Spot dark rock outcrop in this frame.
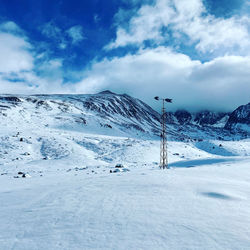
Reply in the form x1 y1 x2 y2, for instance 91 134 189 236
194 111 228 126
174 110 192 125
225 103 250 131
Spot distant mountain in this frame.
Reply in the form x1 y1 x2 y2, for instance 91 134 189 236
225 103 250 133
0 91 248 140
168 110 229 127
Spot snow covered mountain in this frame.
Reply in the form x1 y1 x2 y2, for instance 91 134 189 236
3 90 247 168
1 91 250 250
0 91 248 141
225 102 250 134
167 110 229 127
0 91 161 138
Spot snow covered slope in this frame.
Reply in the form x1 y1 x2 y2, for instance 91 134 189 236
0 92 250 249
0 92 246 142
0 91 249 168
0 91 161 138
1 156 250 250
0 130 250 250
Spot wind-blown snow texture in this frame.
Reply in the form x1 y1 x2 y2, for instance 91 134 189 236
0 92 249 250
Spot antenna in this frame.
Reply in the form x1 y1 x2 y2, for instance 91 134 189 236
154 96 173 169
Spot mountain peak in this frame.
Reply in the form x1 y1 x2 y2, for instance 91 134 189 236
225 102 250 132
98 90 116 95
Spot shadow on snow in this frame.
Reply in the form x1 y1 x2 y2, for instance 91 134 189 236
169 157 236 168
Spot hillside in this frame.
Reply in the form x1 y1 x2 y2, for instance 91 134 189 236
0 92 250 250
225 102 250 134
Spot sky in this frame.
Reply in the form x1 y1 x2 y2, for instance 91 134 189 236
0 0 250 111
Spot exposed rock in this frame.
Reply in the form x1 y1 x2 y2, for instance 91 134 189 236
194 111 229 126
225 103 250 132
0 96 21 103
115 164 124 168
174 110 192 125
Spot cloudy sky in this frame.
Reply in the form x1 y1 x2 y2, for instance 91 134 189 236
0 0 249 111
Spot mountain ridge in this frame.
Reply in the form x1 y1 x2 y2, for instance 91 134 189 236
0 92 249 140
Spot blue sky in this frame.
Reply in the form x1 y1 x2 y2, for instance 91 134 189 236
0 0 249 111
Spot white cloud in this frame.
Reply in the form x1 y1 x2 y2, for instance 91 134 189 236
0 32 33 73
41 22 84 48
107 0 250 56
40 21 68 49
75 47 250 111
36 58 63 81
41 21 61 39
66 25 84 44
94 14 101 24
107 0 175 49
0 21 67 94
173 1 250 54
0 21 24 35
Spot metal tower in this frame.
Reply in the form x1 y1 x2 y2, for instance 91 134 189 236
154 96 172 169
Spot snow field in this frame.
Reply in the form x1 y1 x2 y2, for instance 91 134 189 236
0 128 250 249
0 157 250 250
0 95 249 249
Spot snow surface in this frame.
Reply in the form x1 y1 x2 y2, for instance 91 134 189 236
0 94 250 249
0 129 250 249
